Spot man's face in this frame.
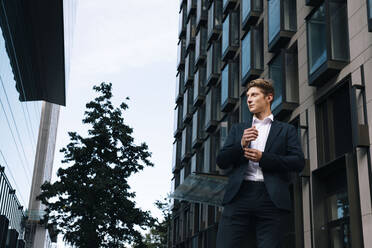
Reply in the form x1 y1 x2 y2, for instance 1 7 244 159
246 86 272 114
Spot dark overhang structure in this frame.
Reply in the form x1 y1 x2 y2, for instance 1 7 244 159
0 0 66 106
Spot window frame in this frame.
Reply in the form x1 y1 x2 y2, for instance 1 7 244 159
305 0 350 87
193 66 206 107
181 123 192 162
241 0 263 31
192 106 205 148
179 2 187 39
206 40 221 87
195 26 208 67
177 39 186 71
241 22 264 86
221 61 239 112
222 10 239 61
368 0 372 32
222 0 237 15
196 0 208 29
186 14 197 52
183 86 194 124
204 87 219 133
174 103 184 138
207 0 223 44
175 71 185 104
185 50 195 87
267 0 297 52
268 48 299 120
187 0 197 20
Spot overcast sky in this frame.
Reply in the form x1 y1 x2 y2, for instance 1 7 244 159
53 1 178 246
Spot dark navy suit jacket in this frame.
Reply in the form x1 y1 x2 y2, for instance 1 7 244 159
216 119 305 211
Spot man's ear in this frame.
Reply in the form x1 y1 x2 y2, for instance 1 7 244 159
267 93 273 104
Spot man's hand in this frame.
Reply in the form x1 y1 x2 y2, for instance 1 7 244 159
243 148 262 162
241 126 258 148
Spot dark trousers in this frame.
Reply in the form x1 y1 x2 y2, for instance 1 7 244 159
216 181 289 248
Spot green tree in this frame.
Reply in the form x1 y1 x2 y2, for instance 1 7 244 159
37 82 154 248
133 197 171 248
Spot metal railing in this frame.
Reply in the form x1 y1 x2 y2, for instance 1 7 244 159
0 166 25 236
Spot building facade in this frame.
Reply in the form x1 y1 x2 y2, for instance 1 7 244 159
0 0 76 247
171 0 372 247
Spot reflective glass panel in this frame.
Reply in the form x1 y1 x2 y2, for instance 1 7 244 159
192 111 198 143
252 25 263 70
268 0 280 44
207 46 213 80
329 1 349 61
269 54 283 111
242 0 251 24
241 31 251 80
283 0 296 31
221 65 229 106
205 90 212 126
208 2 215 37
222 15 230 56
0 26 42 208
307 4 327 75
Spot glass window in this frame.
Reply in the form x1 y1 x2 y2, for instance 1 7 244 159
206 40 221 86
242 0 252 24
268 0 280 44
177 39 186 71
208 0 223 40
269 54 283 111
196 0 208 26
186 15 196 50
195 26 207 65
307 4 327 75
329 1 349 61
179 3 187 38
193 66 206 106
253 23 264 70
181 124 192 161
187 0 197 18
172 139 181 171
0 26 42 207
176 71 185 103
205 89 212 128
285 48 299 103
192 106 205 147
205 87 219 131
203 136 211 173
221 62 239 111
316 82 353 166
192 147 204 173
222 11 239 59
283 0 296 31
242 0 263 29
241 31 251 82
185 50 195 86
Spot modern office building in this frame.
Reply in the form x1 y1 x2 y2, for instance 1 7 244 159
171 0 372 247
0 0 76 247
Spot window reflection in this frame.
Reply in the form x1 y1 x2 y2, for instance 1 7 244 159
268 0 280 43
241 31 251 81
269 54 283 111
307 4 327 75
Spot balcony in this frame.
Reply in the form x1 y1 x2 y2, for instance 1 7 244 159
221 62 239 112
241 23 263 86
193 66 206 107
241 0 262 31
206 40 221 87
207 0 223 43
268 47 299 120
222 11 239 61
267 0 296 52
306 0 349 86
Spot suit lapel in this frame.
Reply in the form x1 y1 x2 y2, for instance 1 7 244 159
264 120 282 152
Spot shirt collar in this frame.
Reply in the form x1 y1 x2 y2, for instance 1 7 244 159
252 114 274 125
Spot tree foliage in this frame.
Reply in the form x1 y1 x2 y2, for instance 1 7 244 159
133 197 171 248
37 82 154 248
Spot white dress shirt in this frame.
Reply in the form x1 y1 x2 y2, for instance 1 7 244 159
244 114 274 181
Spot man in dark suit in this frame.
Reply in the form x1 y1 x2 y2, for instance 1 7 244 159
216 79 305 248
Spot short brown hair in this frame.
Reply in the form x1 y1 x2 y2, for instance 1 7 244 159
246 78 275 104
